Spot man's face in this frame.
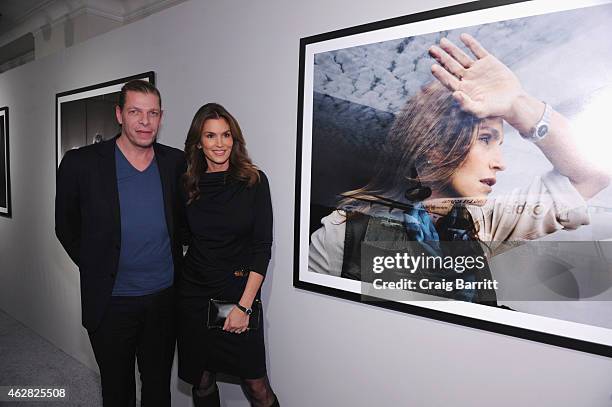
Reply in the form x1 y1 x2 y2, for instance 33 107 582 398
115 91 162 149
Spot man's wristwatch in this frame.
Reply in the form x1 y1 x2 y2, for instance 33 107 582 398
236 303 253 316
521 102 551 143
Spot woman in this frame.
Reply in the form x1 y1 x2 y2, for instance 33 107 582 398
309 34 609 302
177 103 278 407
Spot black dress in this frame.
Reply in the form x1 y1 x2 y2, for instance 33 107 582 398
177 170 272 382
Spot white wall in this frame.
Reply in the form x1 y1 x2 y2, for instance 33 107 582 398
0 1 611 406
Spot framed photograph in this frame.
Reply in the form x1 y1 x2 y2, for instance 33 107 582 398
294 0 612 357
0 106 10 218
55 71 155 168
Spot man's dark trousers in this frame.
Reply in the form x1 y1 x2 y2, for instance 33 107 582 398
88 286 175 406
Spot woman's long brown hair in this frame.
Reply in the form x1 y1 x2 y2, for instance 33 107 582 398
340 81 481 212
183 103 259 204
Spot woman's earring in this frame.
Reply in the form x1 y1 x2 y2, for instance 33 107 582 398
197 144 202 149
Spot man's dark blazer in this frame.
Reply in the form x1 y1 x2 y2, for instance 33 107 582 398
55 137 186 332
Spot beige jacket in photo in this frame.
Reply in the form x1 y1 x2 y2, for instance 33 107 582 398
309 171 590 276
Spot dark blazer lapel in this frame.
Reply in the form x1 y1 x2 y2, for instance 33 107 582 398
154 143 175 239
97 138 121 233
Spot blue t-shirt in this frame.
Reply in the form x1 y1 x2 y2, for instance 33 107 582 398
112 146 174 296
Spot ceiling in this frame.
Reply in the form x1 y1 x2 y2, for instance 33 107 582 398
0 0 186 70
0 0 54 38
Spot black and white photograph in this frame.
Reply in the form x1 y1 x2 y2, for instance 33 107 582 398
295 0 612 356
55 71 155 167
0 106 9 218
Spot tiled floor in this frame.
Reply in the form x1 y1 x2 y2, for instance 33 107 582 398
0 310 102 406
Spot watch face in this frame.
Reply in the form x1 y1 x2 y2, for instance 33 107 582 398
537 124 549 139
246 309 253 315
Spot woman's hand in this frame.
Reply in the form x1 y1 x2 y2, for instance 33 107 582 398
428 33 527 123
429 34 610 200
223 306 249 334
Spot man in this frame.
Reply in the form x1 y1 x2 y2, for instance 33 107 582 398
55 80 185 406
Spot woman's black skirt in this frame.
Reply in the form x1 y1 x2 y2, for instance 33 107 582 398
177 275 267 383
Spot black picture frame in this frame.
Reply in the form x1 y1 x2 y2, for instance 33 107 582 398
294 0 612 357
0 106 10 218
55 71 155 168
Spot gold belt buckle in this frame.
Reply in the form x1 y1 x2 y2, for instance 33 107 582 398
234 269 250 277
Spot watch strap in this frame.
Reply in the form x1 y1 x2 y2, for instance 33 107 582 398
236 303 252 315
521 102 551 142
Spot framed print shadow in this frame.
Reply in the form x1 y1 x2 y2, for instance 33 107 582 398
55 71 155 168
0 106 10 218
294 0 612 357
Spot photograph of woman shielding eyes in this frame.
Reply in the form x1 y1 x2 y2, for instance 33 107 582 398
305 3 612 329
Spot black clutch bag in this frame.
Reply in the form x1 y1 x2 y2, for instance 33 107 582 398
207 299 261 330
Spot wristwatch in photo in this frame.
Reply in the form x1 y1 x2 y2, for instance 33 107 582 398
521 102 551 143
236 303 253 316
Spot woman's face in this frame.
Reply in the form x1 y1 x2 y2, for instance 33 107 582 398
200 118 233 172
446 117 506 203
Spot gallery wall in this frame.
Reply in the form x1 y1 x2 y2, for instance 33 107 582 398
0 0 611 406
